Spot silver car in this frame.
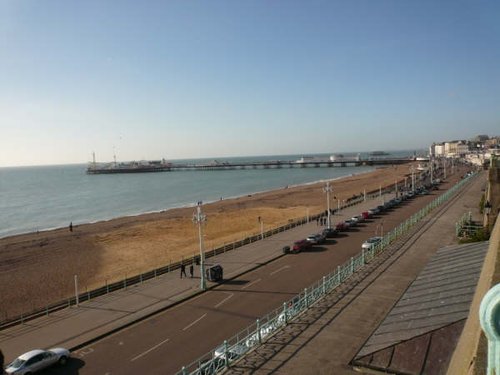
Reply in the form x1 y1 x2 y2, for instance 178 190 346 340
5 348 70 374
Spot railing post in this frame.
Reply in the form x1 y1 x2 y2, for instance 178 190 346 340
304 288 308 308
283 302 288 325
323 276 326 295
350 257 354 274
257 319 261 344
223 339 229 368
337 265 341 284
362 248 365 264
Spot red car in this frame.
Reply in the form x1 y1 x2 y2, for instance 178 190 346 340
361 211 371 220
335 222 349 231
292 239 312 253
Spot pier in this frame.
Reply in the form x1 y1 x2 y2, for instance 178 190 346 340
87 157 414 174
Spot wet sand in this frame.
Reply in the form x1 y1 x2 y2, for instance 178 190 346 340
0 164 415 319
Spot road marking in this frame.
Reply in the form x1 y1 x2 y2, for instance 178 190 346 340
131 338 170 362
214 292 234 308
77 347 94 358
182 313 207 331
241 278 262 290
270 265 290 276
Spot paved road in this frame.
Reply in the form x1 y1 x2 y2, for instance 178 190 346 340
1 166 475 374
226 169 485 374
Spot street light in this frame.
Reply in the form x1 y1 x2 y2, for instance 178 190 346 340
323 182 333 229
193 201 207 291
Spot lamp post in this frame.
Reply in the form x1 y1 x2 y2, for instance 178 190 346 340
323 182 333 229
193 201 207 291
258 216 264 239
410 166 416 193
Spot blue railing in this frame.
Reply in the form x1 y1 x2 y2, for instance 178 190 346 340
177 172 477 375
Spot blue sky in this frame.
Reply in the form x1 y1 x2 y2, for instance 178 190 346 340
1 0 499 166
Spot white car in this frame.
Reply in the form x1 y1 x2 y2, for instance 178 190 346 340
5 348 70 374
361 237 383 251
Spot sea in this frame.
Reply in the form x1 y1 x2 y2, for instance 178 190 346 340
0 151 419 239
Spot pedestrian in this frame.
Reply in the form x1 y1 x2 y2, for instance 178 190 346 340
316 217 319 226
180 264 187 278
0 349 4 373
69 222 73 232
189 264 194 278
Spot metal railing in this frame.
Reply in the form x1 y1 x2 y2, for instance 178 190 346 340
177 172 477 375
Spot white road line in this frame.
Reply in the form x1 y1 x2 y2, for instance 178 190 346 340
270 265 290 276
214 292 234 308
241 278 262 290
130 338 170 362
182 313 207 331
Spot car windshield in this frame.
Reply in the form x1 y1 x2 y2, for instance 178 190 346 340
10 358 26 368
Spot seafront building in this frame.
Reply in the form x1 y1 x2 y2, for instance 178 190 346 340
429 134 500 167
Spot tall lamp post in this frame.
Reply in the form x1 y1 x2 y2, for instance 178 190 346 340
193 201 207 291
323 182 333 229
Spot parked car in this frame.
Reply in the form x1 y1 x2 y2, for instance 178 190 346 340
292 239 312 253
322 227 338 238
368 207 380 215
361 237 383 251
5 348 70 375
335 222 349 231
352 214 364 223
361 211 371 220
306 233 325 245
344 219 357 227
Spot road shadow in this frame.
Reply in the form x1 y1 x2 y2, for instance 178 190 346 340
301 246 327 253
222 279 249 286
41 358 85 374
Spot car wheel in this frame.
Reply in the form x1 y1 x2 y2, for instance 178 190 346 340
59 355 68 365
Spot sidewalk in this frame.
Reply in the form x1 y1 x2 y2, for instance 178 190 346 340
0 192 393 361
226 172 485 374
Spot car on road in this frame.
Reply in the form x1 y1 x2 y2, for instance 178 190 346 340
5 348 70 375
292 239 312 253
361 211 372 220
361 237 383 251
322 227 338 238
306 233 325 245
335 222 349 231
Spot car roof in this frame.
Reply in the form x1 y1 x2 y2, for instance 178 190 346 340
18 349 45 360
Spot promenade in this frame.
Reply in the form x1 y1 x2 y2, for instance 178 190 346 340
225 171 485 374
0 190 396 363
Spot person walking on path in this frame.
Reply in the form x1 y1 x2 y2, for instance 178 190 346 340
189 264 194 278
180 264 187 278
69 222 73 232
0 349 4 374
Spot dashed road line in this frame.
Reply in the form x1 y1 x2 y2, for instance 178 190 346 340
241 278 262 290
270 265 290 276
214 292 234 308
131 338 170 362
182 313 207 331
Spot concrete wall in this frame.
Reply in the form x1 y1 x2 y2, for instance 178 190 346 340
447 203 500 374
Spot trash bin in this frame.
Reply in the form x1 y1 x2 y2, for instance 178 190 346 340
206 264 223 282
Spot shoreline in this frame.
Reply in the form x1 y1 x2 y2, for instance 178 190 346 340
0 167 376 241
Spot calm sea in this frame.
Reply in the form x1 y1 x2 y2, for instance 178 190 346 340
0 151 418 238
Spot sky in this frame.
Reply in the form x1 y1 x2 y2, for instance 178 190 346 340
0 0 499 167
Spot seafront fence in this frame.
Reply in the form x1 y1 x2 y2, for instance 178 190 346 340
176 172 477 375
0 180 399 330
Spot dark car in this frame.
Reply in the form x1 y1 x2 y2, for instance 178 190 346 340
322 227 338 238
